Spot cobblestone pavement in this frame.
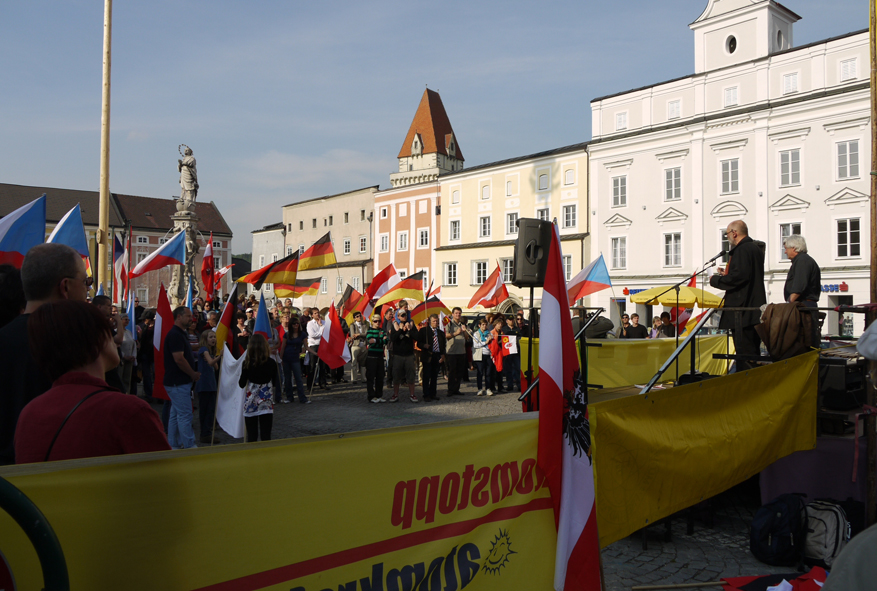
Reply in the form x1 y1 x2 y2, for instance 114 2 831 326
146 372 786 590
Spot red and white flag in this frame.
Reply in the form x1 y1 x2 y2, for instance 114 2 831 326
201 232 215 302
152 284 173 401
113 233 129 305
317 303 352 370
537 226 601 591
467 262 509 309
363 264 400 319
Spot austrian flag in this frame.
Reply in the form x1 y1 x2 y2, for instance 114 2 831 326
537 226 602 591
467 262 509 309
317 304 352 370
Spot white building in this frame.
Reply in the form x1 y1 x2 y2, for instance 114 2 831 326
588 0 869 335
249 222 286 300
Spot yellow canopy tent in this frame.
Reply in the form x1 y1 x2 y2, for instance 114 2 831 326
630 285 723 308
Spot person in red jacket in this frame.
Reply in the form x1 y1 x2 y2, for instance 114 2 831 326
15 300 170 463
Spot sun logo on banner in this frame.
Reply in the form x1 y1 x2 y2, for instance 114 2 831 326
483 528 516 575
563 369 592 464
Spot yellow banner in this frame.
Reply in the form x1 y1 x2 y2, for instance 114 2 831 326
521 335 732 388
0 416 557 591
590 351 818 546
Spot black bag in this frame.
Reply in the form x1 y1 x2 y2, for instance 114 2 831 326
750 493 808 566
803 500 851 568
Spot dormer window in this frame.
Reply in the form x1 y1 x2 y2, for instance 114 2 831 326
411 133 423 156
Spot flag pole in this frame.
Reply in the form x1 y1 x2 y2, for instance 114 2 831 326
96 0 113 286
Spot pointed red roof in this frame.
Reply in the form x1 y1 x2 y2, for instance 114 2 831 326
397 89 463 161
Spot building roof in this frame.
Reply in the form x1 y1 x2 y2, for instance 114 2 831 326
591 28 867 104
397 89 464 161
440 141 589 179
113 193 233 236
282 185 379 209
252 222 285 234
0 183 125 227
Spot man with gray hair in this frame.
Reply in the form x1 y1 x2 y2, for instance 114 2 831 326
784 234 821 346
0 243 90 464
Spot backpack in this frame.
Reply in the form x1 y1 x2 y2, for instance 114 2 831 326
803 500 851 568
750 493 808 566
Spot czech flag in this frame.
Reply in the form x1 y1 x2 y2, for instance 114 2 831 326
237 251 298 290
298 232 337 271
47 203 89 256
253 293 272 339
0 195 46 268
130 230 186 278
467 263 509 309
113 233 128 305
275 277 321 299
375 271 426 307
566 254 611 303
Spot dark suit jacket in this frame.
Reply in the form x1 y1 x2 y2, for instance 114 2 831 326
418 325 447 359
709 236 766 329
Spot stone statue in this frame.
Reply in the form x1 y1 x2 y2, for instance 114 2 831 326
178 145 198 210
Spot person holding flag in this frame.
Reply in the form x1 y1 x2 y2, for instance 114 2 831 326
388 307 418 403
306 308 329 391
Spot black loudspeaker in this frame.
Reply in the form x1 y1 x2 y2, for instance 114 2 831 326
512 218 553 287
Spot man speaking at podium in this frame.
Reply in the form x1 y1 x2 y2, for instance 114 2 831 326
710 220 766 371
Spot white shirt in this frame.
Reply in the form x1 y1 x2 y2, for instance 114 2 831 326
307 319 323 347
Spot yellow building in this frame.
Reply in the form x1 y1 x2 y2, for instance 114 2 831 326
435 143 590 314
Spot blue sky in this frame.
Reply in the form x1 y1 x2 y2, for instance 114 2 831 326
0 1 867 253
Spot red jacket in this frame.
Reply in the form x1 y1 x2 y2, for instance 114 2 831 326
15 372 170 464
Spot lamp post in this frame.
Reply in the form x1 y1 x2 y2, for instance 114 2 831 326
364 211 374 290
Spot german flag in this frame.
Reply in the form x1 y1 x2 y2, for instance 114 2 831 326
341 287 368 323
298 232 337 271
374 271 426 307
411 296 451 325
275 276 321 299
236 251 298 289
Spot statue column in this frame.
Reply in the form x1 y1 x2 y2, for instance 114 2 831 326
168 199 200 308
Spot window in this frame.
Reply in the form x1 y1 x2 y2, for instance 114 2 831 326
479 216 491 238
136 236 148 244
720 231 730 263
418 229 429 248
780 149 800 186
501 259 514 283
398 231 408 251
564 169 575 185
780 223 802 260
287 246 293 256
323 218 327 227
213 240 221 248
380 207 388 219
312 218 317 228
379 234 389 252
420 270 429 291
288 224 292 232
214 256 220 269
615 112 627 131
343 238 351 255
359 236 367 253
506 181 512 196
398 270 407 279
352 276 360 291
451 190 460 205
724 86 738 108
668 100 681 120
537 208 549 221
449 220 460 241
611 237 626 270
837 140 859 179
562 255 572 281
259 255 265 267
473 261 488 285
136 253 147 264
344 213 349 224
320 278 328 294
538 174 548 191
783 72 798 95
158 237 167 245
562 204 577 228
361 210 366 221
506 212 519 235
444 263 458 286
481 185 490 200
328 215 333 226
837 218 861 258
665 167 681 201
272 253 279 262
298 245 305 256
612 176 627 207
721 159 739 194
664 233 682 267
299 221 304 230
840 58 858 82
336 277 343 293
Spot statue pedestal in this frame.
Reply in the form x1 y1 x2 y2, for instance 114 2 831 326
168 207 200 308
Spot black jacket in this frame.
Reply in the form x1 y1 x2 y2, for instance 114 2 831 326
710 236 766 329
418 325 447 358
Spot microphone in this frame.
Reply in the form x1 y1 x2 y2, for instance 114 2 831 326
705 250 726 264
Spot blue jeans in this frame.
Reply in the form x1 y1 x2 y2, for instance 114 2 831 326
475 357 493 391
166 383 197 449
283 358 307 402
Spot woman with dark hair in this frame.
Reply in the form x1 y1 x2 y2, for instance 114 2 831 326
279 316 309 404
15 300 169 463
239 334 280 442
